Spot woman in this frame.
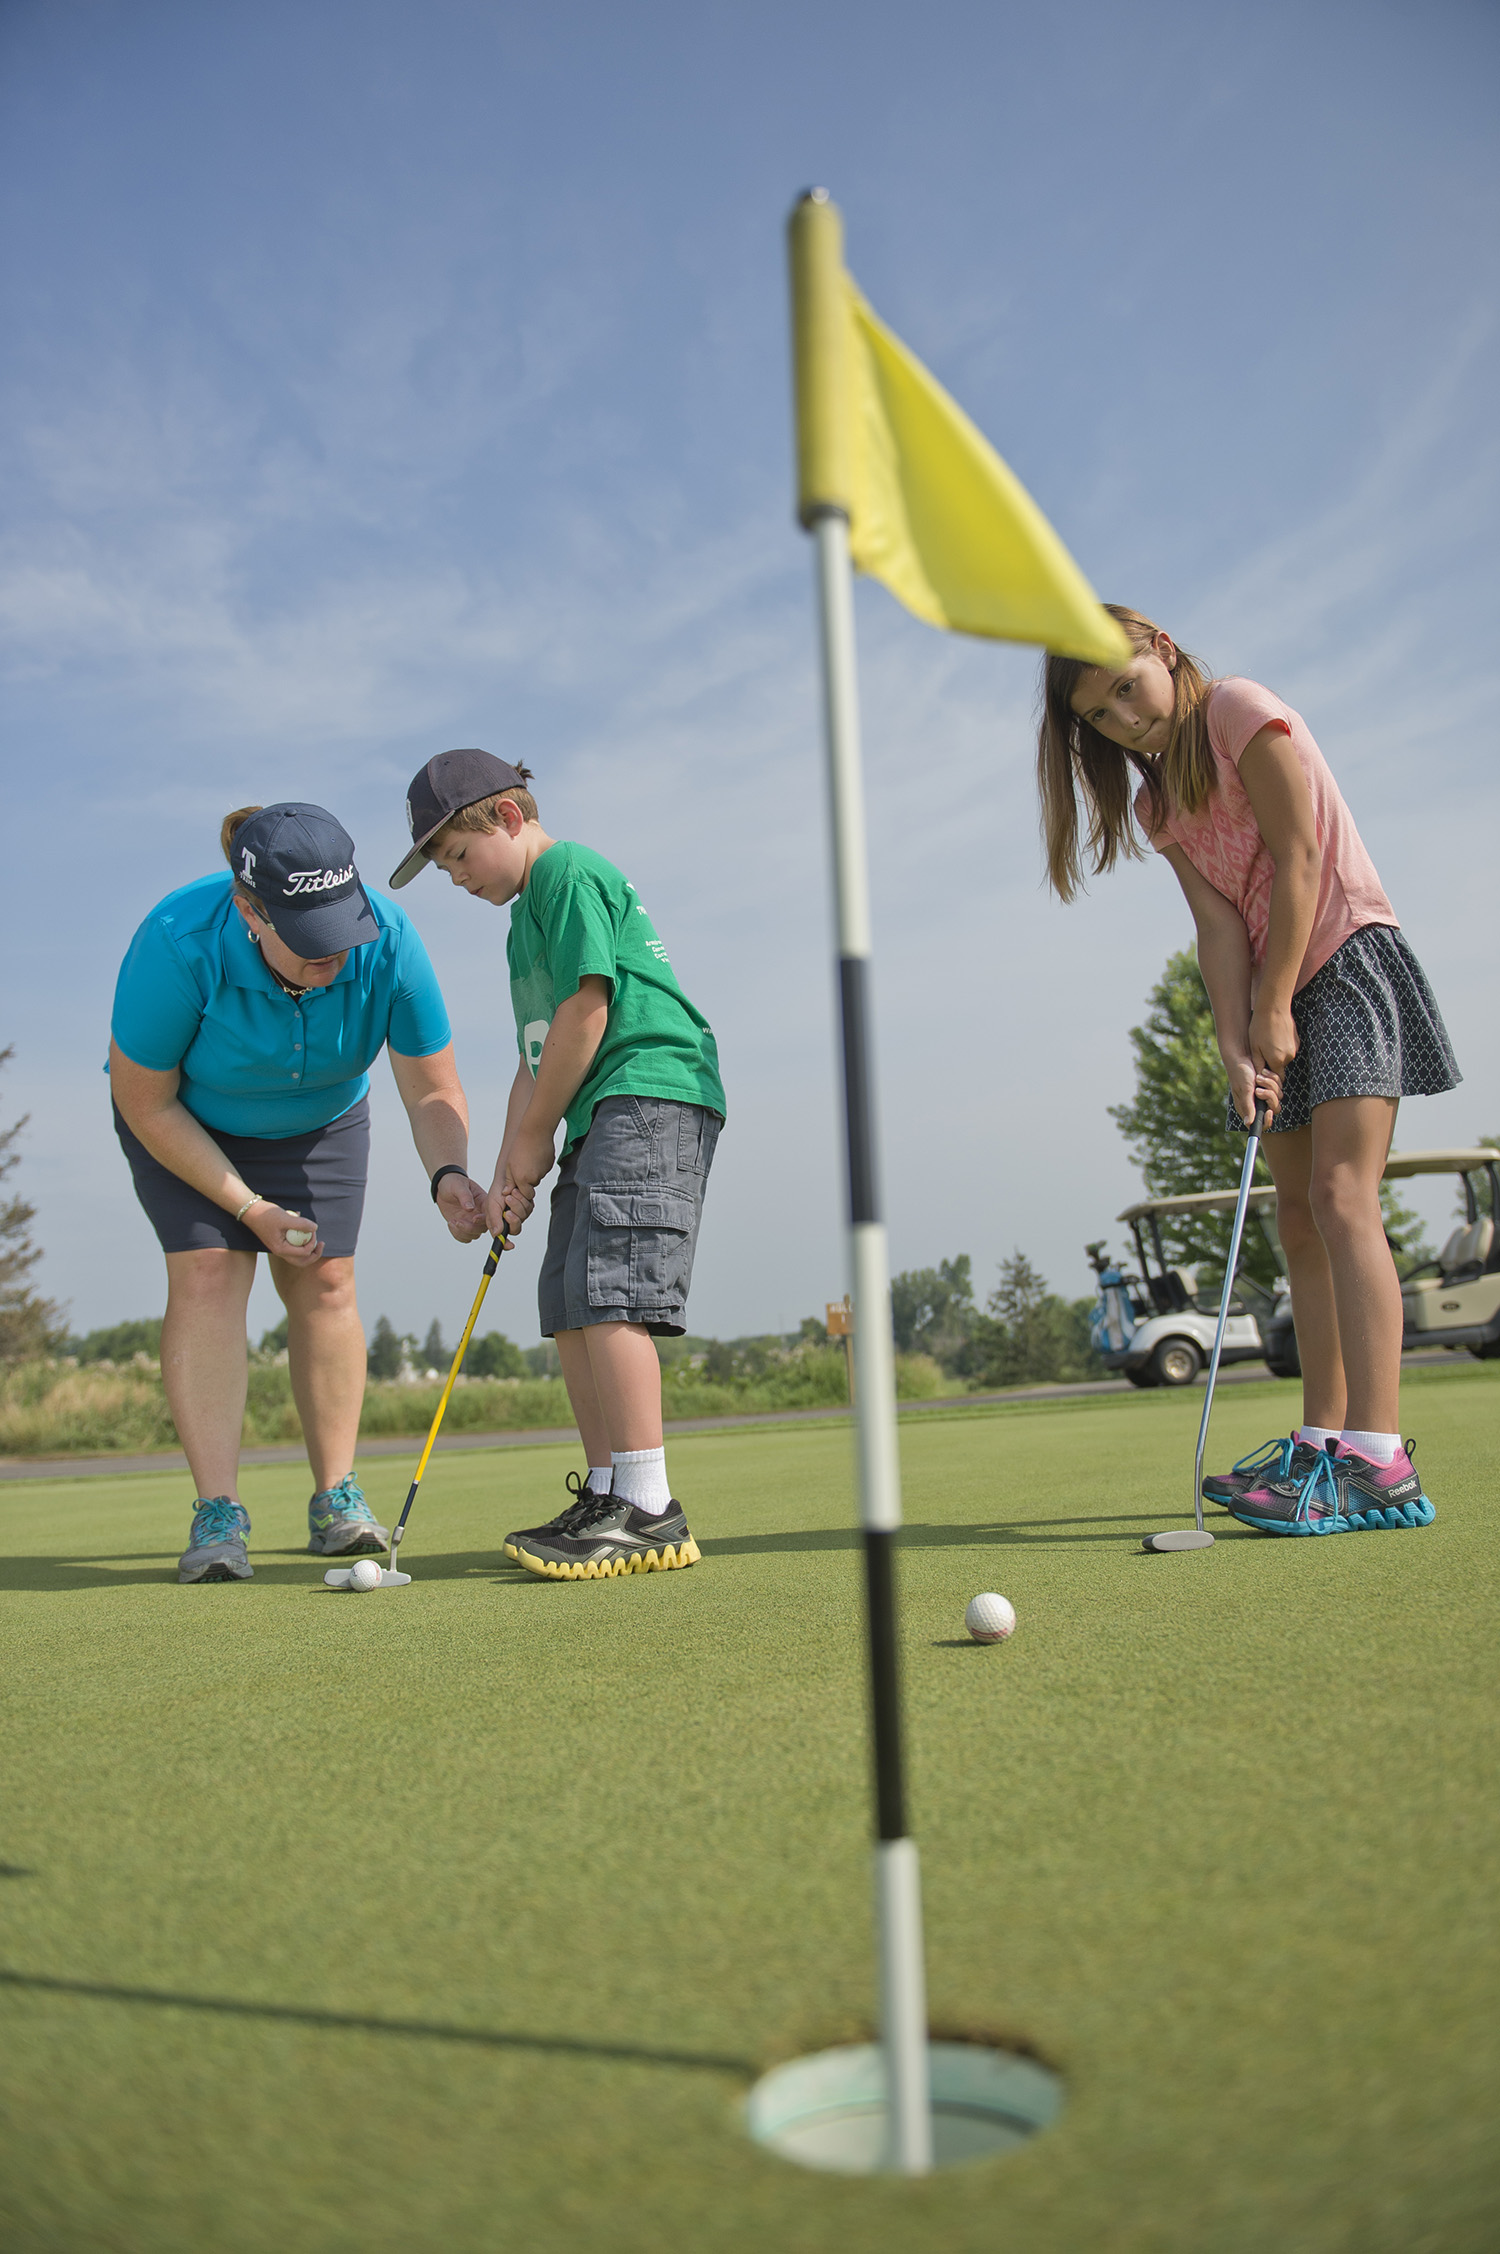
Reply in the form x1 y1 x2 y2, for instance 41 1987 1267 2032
109 801 490 1583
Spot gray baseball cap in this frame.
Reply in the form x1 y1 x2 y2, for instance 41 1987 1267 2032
390 748 532 888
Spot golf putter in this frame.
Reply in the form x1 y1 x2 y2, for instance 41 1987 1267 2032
324 1228 510 1590
1144 1099 1269 1554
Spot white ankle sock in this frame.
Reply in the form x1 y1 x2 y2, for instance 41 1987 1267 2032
585 1465 613 1496
1300 1425 1342 1451
1341 1429 1400 1465
611 1447 671 1514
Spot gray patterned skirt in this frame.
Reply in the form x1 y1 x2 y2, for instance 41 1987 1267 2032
1229 924 1460 1136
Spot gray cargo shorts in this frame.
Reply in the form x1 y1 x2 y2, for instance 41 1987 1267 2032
537 1095 721 1339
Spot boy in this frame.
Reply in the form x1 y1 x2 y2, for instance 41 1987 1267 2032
391 748 725 1580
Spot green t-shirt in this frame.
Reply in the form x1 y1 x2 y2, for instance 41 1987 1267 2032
508 841 726 1153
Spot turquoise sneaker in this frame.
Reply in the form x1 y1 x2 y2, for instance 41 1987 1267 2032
179 1497 253 1583
307 1475 389 1557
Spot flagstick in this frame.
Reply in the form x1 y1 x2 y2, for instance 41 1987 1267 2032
810 503 933 2176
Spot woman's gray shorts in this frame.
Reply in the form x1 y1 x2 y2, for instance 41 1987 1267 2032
538 1095 721 1338
115 1097 370 1257
1229 925 1460 1136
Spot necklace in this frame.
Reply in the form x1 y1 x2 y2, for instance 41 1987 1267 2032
246 924 314 1000
266 960 313 1001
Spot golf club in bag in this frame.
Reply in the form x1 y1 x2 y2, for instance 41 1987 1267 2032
324 1228 510 1590
1144 1099 1270 1554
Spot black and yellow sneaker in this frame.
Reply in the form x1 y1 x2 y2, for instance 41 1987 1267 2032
509 1490 700 1580
503 1470 604 1562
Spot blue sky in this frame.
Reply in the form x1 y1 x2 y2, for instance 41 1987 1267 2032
3 0 1497 1349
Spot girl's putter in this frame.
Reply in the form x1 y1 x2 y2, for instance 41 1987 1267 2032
322 1228 509 1590
1144 1100 1269 1554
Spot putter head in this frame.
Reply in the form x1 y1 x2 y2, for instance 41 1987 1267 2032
321 1565 413 1589
1143 1529 1215 1552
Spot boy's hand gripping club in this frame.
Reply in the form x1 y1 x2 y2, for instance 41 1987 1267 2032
386 1230 510 1574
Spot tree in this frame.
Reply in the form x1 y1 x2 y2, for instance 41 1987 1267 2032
67 1318 163 1364
1105 950 1280 1287
0 1050 65 1362
889 1256 977 1370
467 1330 526 1379
964 1251 1096 1388
422 1319 447 1370
368 1315 404 1380
258 1316 289 1355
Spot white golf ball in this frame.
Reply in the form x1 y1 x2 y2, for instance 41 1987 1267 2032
285 1228 314 1247
965 1591 1016 1644
347 1557 383 1592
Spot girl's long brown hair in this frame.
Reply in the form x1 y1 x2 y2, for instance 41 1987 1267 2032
1037 607 1215 900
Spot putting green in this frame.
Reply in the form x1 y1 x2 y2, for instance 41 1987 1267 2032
2 1365 1496 2252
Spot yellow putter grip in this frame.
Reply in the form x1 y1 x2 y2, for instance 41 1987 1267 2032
787 191 853 527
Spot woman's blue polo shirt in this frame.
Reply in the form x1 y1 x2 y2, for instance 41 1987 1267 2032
110 873 451 1140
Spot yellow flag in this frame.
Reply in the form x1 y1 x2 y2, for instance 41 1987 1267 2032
788 194 1129 669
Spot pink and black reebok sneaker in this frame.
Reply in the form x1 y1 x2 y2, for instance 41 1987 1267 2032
1230 1440 1435 1537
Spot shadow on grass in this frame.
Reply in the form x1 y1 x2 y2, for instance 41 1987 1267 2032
0 1968 752 2077
0 1549 537 1592
702 1515 1255 1556
2 1523 1261 1589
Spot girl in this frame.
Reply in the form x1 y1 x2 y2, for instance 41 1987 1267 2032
1038 606 1460 1534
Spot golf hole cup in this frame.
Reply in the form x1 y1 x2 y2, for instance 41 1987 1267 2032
966 1592 1016 1644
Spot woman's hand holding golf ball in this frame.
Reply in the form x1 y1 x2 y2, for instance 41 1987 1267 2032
243 1199 323 1263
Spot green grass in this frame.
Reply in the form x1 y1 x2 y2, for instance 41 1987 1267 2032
2 1361 1496 2252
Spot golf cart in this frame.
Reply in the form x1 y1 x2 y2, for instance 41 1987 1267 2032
1087 1185 1285 1388
1257 1147 1500 1376
1090 1146 1500 1387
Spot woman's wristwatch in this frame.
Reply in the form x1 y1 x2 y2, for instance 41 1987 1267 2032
430 1164 470 1204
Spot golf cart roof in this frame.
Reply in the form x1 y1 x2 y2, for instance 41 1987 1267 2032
1379 1147 1500 1180
1117 1186 1277 1224
1116 1149 1498 1225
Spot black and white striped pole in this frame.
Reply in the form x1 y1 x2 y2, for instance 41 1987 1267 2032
790 185 931 2177
806 499 931 2176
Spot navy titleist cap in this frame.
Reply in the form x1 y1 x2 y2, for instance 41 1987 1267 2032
232 804 379 957
390 749 532 889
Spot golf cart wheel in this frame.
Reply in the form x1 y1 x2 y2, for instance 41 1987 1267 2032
1125 1368 1157 1388
1470 1339 1500 1361
1264 1330 1302 1379
1147 1337 1201 1387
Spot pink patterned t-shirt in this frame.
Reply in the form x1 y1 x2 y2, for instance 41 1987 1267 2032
1133 677 1397 996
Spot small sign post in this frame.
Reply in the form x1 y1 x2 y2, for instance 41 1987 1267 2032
826 1295 855 1404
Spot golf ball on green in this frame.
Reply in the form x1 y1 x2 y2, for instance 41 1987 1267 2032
965 1592 1015 1644
347 1557 383 1592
